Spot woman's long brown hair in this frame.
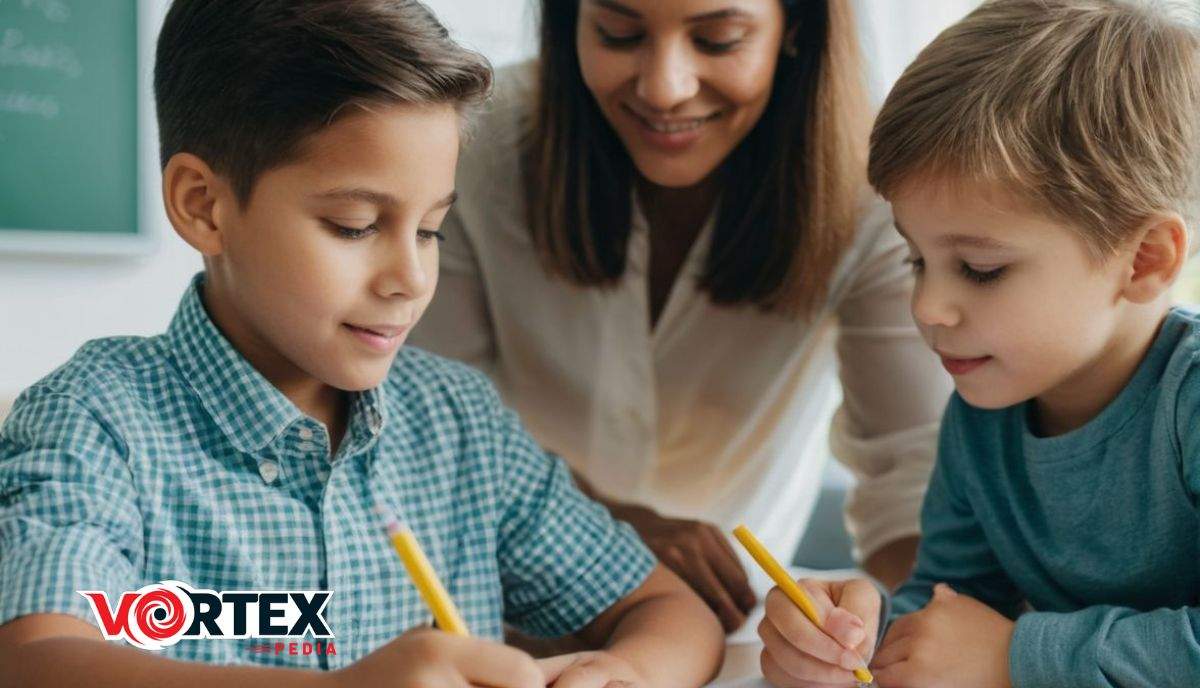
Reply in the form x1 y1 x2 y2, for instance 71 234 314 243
522 0 870 316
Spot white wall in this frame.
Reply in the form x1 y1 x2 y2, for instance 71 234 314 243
0 0 976 402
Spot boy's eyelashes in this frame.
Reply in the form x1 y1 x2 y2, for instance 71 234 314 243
593 24 746 54
960 262 1006 284
329 221 378 240
904 254 1008 285
324 221 445 244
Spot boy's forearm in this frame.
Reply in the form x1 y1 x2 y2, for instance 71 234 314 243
602 590 725 688
1011 605 1200 688
5 637 332 688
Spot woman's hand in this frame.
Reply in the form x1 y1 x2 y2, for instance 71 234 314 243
611 503 756 632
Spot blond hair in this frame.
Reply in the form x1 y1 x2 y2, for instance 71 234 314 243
868 0 1200 258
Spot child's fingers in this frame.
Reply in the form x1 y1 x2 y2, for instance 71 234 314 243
448 637 543 688
827 580 880 652
762 587 851 668
870 659 921 688
759 613 863 683
537 652 585 682
820 608 866 654
878 610 918 646
869 634 911 670
546 663 610 688
760 647 856 688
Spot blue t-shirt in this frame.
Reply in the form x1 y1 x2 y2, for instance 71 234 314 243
891 307 1200 688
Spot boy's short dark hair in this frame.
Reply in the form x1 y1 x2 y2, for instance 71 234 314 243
154 0 492 204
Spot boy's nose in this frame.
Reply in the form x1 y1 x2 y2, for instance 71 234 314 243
375 238 430 299
911 279 962 329
635 42 700 112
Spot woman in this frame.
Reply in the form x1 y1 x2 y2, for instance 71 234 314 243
410 0 951 632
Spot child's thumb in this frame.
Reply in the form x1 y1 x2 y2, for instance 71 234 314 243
932 582 958 600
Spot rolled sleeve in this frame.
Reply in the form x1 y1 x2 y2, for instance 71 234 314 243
831 199 951 561
493 402 655 637
833 412 941 561
0 390 142 628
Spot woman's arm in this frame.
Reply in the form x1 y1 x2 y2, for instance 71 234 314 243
862 536 920 590
571 469 757 632
830 200 953 584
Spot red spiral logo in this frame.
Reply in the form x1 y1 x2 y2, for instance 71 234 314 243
133 588 188 642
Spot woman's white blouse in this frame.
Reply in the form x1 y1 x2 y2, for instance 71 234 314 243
410 62 953 563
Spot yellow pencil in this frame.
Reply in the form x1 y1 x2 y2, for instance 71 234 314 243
376 505 470 637
733 524 874 685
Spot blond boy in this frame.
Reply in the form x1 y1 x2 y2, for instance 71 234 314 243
759 1 1200 686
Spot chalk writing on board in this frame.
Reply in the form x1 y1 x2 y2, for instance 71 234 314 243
0 28 82 78
0 88 58 118
0 0 72 23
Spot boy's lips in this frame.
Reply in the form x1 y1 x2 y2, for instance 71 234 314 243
347 323 409 337
938 352 993 376
344 322 410 353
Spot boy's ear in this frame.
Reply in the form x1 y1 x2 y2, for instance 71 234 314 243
161 152 231 257
1122 214 1189 304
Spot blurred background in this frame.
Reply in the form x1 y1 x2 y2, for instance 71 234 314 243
2 1 1198 568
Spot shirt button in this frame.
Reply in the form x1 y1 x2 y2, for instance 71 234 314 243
317 468 330 482
298 427 314 440
258 460 280 484
298 441 318 452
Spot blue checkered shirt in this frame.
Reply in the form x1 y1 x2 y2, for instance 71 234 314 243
0 273 655 668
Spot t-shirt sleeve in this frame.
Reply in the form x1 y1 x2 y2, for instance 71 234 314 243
0 388 143 628
489 395 656 638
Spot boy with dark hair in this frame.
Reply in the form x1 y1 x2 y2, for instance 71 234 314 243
0 2 724 686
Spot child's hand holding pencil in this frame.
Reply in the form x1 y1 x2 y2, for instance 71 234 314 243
734 525 881 687
758 577 882 687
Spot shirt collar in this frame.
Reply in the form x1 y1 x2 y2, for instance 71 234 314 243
165 273 304 454
166 273 390 457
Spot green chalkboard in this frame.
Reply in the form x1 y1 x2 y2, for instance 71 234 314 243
0 0 141 251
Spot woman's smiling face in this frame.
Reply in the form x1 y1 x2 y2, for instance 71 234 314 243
576 0 786 187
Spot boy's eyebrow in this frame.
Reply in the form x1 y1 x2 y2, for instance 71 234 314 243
592 0 749 23
894 221 1011 250
313 187 399 207
940 234 1011 250
312 188 458 211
